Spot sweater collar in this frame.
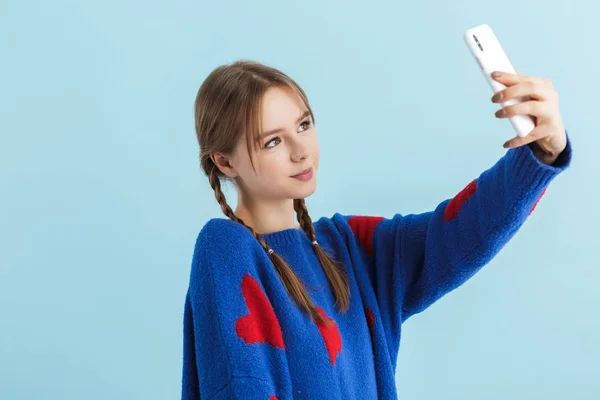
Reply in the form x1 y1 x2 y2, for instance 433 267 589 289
258 227 307 248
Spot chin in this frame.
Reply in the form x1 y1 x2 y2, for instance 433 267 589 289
284 181 317 200
297 183 317 198
303 186 317 198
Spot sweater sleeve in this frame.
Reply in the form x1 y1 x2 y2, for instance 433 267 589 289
342 131 572 333
181 221 291 400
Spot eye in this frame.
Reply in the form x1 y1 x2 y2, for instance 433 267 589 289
264 137 281 149
299 119 312 131
263 119 313 149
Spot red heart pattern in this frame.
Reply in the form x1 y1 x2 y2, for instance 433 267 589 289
315 306 342 365
444 179 478 221
235 274 285 349
347 216 385 256
364 307 375 329
529 187 547 215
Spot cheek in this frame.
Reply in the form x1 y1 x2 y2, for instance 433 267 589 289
258 158 286 182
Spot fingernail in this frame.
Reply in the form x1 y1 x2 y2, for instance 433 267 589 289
496 109 506 118
492 71 502 78
491 92 503 102
503 141 511 148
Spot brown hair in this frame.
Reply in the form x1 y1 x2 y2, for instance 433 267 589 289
194 60 350 325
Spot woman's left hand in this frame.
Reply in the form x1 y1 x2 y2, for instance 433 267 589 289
491 70 567 164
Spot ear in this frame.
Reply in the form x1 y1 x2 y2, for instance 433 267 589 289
211 152 238 179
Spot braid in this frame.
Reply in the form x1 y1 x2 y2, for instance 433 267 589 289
208 164 246 225
294 198 317 242
294 199 350 311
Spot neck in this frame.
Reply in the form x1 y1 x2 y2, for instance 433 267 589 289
234 193 301 235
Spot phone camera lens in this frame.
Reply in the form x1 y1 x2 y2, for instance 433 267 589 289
473 35 484 51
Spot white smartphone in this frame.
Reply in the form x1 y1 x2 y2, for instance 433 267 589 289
463 24 535 138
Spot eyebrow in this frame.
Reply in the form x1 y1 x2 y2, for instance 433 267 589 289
259 110 310 139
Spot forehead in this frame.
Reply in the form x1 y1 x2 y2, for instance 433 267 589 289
261 86 305 127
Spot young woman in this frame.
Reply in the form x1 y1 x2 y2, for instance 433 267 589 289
181 60 572 399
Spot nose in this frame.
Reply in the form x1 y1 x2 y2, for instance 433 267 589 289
291 153 307 162
290 140 309 162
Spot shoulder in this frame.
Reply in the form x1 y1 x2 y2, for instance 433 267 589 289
313 212 355 238
314 212 393 257
312 212 360 252
189 218 263 283
196 217 256 248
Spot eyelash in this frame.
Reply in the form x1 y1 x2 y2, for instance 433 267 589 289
264 119 312 149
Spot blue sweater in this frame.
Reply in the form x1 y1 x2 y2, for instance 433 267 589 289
182 133 572 399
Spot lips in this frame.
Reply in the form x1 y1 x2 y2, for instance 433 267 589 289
291 168 311 177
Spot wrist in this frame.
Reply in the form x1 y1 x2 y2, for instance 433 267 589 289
528 142 560 165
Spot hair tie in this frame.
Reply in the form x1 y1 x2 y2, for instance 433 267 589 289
312 240 318 246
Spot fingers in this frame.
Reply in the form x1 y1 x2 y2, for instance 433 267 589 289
491 71 562 152
492 80 557 103
503 125 548 148
495 99 554 120
493 70 551 87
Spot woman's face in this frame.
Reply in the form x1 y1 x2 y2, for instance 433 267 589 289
226 86 320 203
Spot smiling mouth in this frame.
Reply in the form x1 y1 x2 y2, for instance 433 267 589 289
291 168 311 177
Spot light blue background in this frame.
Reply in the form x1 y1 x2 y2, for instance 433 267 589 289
1 0 598 398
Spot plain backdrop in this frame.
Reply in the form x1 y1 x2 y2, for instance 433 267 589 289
1 0 598 398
